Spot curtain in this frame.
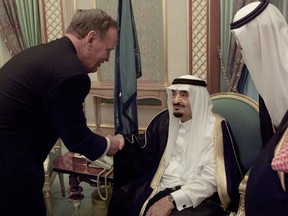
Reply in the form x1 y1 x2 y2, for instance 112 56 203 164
219 0 234 91
15 0 41 48
0 31 11 64
224 0 255 92
0 0 41 67
0 0 25 56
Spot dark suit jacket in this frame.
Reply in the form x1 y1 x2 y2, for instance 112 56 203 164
0 37 107 215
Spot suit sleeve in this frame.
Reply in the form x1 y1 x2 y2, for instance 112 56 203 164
44 74 107 161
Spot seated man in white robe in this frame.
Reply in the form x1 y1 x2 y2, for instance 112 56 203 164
108 75 242 216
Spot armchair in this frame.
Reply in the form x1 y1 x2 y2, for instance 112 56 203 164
211 92 264 215
43 139 66 216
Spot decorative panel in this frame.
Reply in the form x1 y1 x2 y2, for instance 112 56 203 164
96 0 166 83
39 0 64 43
191 0 207 81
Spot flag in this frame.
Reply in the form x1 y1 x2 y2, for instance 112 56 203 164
114 0 142 136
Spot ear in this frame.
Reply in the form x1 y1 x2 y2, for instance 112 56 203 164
86 30 98 46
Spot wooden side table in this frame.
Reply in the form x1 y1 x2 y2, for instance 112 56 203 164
52 152 113 215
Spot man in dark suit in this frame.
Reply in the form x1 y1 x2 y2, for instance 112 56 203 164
0 9 124 216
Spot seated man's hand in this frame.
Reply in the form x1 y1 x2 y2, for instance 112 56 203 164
145 196 174 216
106 134 124 156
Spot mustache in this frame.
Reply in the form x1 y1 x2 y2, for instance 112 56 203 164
173 102 182 106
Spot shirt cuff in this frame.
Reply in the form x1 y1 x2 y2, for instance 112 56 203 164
98 137 110 158
171 189 193 211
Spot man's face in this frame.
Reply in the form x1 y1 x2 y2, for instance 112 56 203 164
82 27 117 72
171 90 192 122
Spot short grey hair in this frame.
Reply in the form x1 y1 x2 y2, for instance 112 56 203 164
66 9 118 39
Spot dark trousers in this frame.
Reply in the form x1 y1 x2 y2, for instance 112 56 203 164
0 160 46 216
144 188 229 216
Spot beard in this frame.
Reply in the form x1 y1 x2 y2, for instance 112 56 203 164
173 112 183 118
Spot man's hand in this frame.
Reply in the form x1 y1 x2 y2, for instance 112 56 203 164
106 134 124 156
145 196 174 216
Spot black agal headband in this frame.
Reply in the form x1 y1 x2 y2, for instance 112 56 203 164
230 0 270 30
172 78 207 87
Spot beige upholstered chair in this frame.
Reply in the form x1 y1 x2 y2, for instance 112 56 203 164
43 139 66 216
211 92 264 216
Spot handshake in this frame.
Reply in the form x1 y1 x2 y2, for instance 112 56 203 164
106 134 125 156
